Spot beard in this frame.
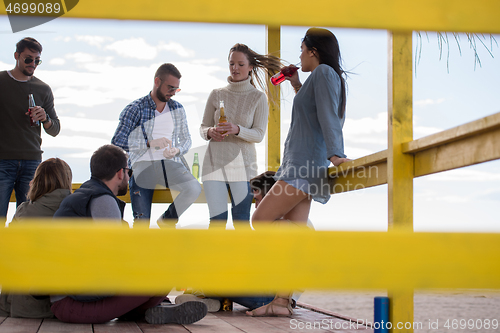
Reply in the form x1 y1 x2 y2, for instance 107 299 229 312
22 68 34 76
117 177 129 196
154 86 170 103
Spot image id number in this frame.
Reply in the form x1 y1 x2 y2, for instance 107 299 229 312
5 2 61 14
444 318 498 330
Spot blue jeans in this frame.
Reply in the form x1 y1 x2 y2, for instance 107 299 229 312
0 159 40 217
129 160 201 225
203 181 253 229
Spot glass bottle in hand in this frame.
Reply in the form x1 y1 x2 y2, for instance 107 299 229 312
28 94 39 127
218 100 227 135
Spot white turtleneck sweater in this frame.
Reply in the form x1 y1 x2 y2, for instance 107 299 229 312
200 76 269 182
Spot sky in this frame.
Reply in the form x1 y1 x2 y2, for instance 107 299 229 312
1 16 499 231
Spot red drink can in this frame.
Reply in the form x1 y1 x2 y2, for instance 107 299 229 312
270 65 299 85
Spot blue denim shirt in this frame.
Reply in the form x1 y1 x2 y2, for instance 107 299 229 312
276 64 346 204
111 93 191 169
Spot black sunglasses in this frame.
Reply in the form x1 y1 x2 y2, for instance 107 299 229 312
21 56 42 66
119 167 133 177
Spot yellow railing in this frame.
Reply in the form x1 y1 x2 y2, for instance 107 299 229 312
2 1 500 331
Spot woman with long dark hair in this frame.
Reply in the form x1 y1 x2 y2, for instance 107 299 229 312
248 28 350 317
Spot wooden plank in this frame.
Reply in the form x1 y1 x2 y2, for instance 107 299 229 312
413 126 500 177
387 29 414 333
2 0 499 34
265 25 281 172
402 112 500 154
329 151 388 194
183 312 241 333
1 226 500 293
93 320 142 333
215 312 286 333
387 30 414 231
37 319 91 333
137 321 189 333
0 318 41 333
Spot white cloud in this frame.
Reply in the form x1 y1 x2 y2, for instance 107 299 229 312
343 112 387 135
75 35 114 47
103 38 196 60
414 98 445 107
54 36 72 42
158 41 195 58
0 61 12 71
41 134 111 159
58 116 117 136
106 38 158 60
49 58 66 66
426 169 500 182
414 125 443 137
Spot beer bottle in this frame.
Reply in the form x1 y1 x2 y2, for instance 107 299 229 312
28 94 39 127
221 298 233 311
192 153 200 181
218 100 227 134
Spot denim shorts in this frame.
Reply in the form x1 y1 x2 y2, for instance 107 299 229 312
282 178 311 195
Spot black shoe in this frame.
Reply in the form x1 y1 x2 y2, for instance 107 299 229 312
145 301 207 325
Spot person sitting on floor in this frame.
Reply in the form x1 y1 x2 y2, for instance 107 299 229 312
51 144 207 324
0 158 72 319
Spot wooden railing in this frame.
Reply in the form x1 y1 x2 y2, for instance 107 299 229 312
2 1 500 331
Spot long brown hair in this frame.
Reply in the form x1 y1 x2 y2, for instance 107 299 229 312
229 43 283 104
28 158 72 202
303 28 347 118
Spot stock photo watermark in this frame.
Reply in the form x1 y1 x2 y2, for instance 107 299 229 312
290 318 499 330
3 0 79 32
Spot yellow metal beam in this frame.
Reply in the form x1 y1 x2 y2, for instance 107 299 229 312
2 0 499 33
388 31 414 332
1 224 499 294
266 26 281 172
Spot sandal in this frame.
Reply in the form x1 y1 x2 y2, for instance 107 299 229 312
246 295 293 317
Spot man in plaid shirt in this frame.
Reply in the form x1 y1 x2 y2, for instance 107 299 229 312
112 63 201 228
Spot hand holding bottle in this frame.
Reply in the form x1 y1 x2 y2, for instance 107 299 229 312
216 122 240 137
270 64 300 85
163 146 179 159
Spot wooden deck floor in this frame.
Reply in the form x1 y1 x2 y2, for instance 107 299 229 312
0 302 373 333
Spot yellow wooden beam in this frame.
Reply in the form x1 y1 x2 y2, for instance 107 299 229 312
413 126 500 178
388 31 413 230
329 150 388 193
388 30 414 333
403 112 500 154
2 0 499 33
265 26 281 172
0 224 499 294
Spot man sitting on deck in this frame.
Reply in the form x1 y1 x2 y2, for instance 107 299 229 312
111 63 201 228
52 144 207 324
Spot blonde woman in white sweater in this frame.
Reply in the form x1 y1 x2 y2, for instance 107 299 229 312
200 43 282 229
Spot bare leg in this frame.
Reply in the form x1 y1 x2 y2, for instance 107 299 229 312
252 180 311 226
248 181 311 316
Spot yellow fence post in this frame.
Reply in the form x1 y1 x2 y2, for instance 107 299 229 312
266 25 281 171
388 30 414 332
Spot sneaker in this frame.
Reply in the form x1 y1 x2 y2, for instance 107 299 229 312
157 217 177 229
175 294 221 312
145 301 207 325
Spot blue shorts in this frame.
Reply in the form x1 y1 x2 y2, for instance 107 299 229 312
282 178 311 195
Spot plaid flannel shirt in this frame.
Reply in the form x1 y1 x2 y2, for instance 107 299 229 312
111 93 191 170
